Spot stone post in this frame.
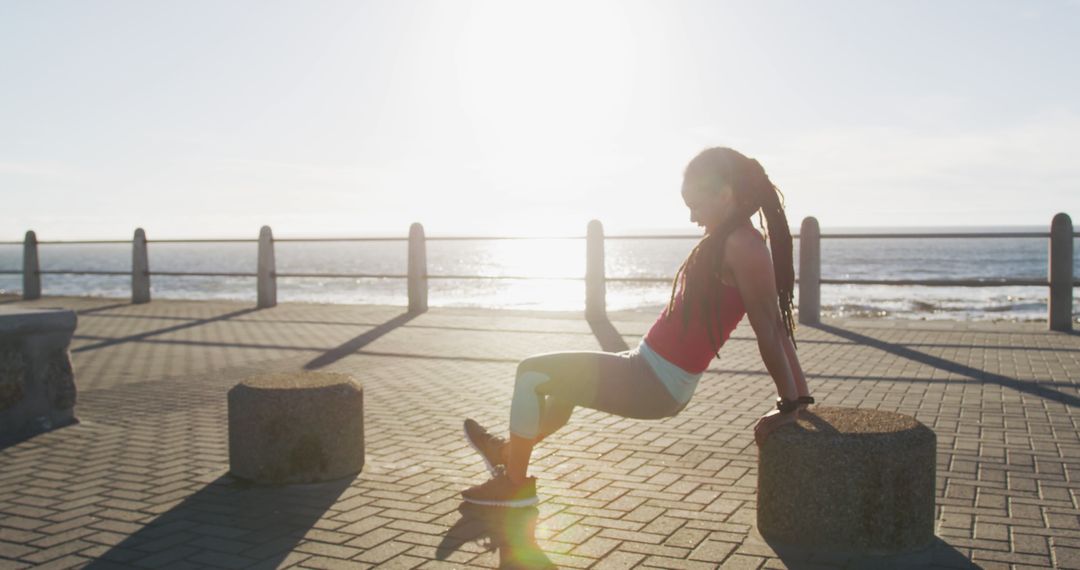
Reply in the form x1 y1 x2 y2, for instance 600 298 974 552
408 223 428 314
585 220 606 320
228 372 364 484
758 407 936 554
1049 213 1073 332
0 309 78 441
257 226 277 309
132 228 151 304
798 217 820 325
22 231 41 301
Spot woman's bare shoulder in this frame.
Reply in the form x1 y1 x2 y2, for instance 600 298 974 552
725 225 769 261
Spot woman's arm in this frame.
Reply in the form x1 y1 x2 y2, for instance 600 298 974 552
780 330 810 407
725 229 805 444
726 231 798 402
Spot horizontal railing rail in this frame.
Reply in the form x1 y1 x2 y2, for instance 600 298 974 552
813 232 1065 239
3 215 1077 330
6 231 1079 246
39 270 133 276
2 235 592 245
8 270 1079 287
819 278 1064 287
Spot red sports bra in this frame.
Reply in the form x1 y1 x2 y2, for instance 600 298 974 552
643 275 747 374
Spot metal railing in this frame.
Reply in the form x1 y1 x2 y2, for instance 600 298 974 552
795 214 1077 331
3 214 1077 331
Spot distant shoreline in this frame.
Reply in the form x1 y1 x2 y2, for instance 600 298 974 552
3 293 1071 325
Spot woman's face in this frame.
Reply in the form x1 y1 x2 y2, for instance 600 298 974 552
682 178 735 234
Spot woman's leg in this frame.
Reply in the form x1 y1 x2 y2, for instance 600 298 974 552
504 350 679 482
505 389 576 482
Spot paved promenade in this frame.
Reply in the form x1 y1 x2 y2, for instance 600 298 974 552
1 295 1078 569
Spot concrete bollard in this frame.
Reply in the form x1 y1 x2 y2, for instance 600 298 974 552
132 228 151 304
257 226 276 309
408 223 428 314
758 407 936 556
0 308 78 441
22 231 40 301
585 220 606 320
798 217 820 325
228 372 364 484
1049 213 1074 332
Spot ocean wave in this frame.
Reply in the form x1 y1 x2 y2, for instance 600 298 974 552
910 300 937 312
984 301 1045 313
822 304 891 318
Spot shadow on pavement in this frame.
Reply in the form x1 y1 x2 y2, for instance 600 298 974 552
811 323 1080 408
75 302 134 316
437 502 554 569
0 420 80 453
587 316 630 353
303 311 419 370
760 534 977 569
84 473 354 569
72 307 263 353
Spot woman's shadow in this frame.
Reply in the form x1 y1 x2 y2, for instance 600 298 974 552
437 502 555 570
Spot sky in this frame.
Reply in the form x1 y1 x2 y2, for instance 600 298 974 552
2 0 1079 239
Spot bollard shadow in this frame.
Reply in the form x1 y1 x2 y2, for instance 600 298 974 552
792 409 840 435
437 502 554 570
75 302 133 316
72 307 262 353
84 473 354 569
586 316 630 353
811 323 1080 408
0 419 80 453
758 534 977 569
303 312 419 370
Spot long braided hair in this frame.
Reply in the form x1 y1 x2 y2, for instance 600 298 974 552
665 147 796 355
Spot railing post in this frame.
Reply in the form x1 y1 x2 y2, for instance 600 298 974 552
586 219 606 320
798 216 821 325
257 226 277 308
1049 213 1073 332
132 228 151 304
22 230 41 300
408 222 428 313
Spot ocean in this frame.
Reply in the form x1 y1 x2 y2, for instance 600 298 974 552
1 227 1078 321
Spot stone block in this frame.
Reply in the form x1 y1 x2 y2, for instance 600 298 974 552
228 371 363 485
757 406 936 555
0 308 78 442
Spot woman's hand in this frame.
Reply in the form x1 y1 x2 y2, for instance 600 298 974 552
754 409 797 446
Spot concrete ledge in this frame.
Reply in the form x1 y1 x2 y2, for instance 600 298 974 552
228 371 364 485
757 406 936 554
0 308 78 441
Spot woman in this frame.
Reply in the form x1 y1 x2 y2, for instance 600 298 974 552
462 147 812 507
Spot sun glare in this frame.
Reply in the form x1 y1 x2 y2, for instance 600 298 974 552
490 238 582 279
456 2 635 189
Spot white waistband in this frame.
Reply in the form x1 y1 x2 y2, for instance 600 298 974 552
638 339 703 406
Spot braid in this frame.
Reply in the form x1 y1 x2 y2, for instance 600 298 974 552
751 159 797 346
768 212 797 346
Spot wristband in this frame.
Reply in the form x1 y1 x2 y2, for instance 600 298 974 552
775 397 798 414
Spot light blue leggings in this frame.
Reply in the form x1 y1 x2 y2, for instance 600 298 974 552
509 348 686 440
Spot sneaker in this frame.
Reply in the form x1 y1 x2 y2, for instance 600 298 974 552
464 418 508 477
461 466 538 508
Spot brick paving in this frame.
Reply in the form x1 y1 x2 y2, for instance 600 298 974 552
0 295 1078 569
